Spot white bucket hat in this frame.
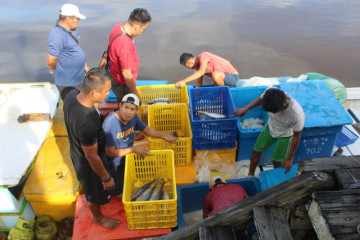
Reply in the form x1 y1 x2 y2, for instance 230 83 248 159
60 4 86 20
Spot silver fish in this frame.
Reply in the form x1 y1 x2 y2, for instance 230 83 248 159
150 179 166 201
161 191 170 200
136 181 158 201
146 98 171 105
197 111 228 120
131 179 156 201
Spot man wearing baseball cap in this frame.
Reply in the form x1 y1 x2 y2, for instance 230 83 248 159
102 94 178 200
60 4 86 20
47 4 89 99
203 176 248 218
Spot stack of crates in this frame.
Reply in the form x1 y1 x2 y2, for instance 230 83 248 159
148 103 192 166
138 84 189 124
189 86 238 162
123 150 177 229
99 80 172 122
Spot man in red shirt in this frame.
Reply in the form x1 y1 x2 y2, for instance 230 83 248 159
108 8 151 105
203 176 248 218
176 52 239 88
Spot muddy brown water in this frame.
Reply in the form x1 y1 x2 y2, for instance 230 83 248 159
0 0 359 87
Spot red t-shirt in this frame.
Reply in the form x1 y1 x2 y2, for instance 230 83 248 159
197 52 238 77
203 184 248 218
108 23 138 85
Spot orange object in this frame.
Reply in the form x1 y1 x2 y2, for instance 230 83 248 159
98 102 119 122
72 195 171 240
175 161 197 186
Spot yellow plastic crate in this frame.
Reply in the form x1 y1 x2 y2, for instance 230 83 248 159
123 150 177 230
137 84 189 124
148 104 193 166
23 137 80 221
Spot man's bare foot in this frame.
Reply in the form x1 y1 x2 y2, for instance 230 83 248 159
93 215 120 229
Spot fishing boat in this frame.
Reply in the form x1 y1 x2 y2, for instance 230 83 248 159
1 77 359 239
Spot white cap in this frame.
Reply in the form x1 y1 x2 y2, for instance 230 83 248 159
122 93 140 107
209 176 226 189
60 4 86 20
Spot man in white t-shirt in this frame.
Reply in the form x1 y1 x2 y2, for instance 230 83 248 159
233 88 305 176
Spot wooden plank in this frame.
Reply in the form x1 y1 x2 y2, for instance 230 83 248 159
297 156 360 174
253 206 293 240
307 200 335 240
334 168 360 189
157 171 335 240
336 233 360 240
199 226 236 240
311 189 360 239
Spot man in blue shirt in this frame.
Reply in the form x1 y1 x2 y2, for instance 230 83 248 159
102 94 178 199
47 4 89 98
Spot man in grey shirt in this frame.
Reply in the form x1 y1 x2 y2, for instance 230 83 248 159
233 88 305 176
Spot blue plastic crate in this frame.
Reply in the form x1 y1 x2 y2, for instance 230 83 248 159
189 86 237 150
176 177 261 230
105 80 171 102
280 81 353 162
259 164 298 191
236 120 274 165
335 126 359 148
230 86 273 164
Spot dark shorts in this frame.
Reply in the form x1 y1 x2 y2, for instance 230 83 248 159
253 125 293 163
109 158 125 196
73 160 111 205
224 73 239 87
111 79 131 104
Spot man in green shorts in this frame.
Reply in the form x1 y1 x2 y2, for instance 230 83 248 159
233 88 305 176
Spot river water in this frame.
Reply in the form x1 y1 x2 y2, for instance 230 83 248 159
0 0 359 87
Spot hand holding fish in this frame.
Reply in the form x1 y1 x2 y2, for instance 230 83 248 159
233 108 247 117
175 80 186 89
132 146 150 158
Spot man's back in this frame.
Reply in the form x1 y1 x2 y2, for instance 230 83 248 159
203 184 248 218
63 89 106 163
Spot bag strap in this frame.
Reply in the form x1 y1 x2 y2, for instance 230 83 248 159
107 32 125 53
56 25 79 45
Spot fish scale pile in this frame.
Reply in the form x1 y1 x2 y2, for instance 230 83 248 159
131 178 170 202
